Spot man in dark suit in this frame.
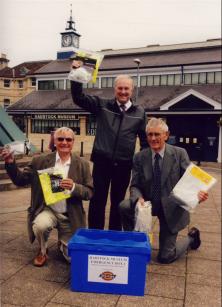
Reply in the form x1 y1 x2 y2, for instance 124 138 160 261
1 127 93 266
120 118 208 264
71 60 148 230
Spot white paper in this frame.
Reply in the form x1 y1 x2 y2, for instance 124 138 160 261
88 255 129 284
172 163 217 211
5 141 25 155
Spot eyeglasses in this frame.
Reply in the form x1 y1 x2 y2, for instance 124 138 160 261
56 137 73 142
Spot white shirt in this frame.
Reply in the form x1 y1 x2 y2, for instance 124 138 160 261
117 100 132 112
51 152 73 214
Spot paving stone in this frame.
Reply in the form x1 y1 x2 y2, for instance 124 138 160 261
189 221 221 234
15 259 70 283
0 211 26 223
187 273 221 288
185 284 221 307
3 233 55 253
187 240 221 261
0 231 20 245
45 303 72 307
51 282 119 307
145 272 185 299
0 256 29 280
117 295 183 307
198 231 221 243
187 258 221 278
148 251 186 277
0 220 27 232
1 276 62 306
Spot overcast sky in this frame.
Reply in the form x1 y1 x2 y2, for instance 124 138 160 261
1 0 221 67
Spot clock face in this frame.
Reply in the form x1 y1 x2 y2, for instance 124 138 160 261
73 36 79 48
62 35 72 47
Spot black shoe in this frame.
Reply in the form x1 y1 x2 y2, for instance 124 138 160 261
188 227 201 250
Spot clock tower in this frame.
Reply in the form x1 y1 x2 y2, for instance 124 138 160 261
57 5 81 60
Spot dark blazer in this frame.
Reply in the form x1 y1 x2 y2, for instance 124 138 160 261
129 143 190 234
5 152 93 242
71 81 148 164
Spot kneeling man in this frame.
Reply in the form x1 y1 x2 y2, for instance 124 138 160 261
120 118 208 264
2 127 93 266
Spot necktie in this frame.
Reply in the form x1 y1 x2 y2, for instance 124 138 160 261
152 153 161 213
120 104 126 113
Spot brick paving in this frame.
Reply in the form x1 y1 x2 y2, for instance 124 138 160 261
0 165 221 307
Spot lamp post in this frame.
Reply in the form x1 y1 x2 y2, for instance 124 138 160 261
134 58 141 104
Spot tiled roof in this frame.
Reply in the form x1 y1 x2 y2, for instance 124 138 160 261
34 46 221 75
0 60 52 78
7 84 221 113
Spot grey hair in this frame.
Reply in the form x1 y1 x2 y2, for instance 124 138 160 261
114 75 134 89
146 117 169 133
54 127 75 139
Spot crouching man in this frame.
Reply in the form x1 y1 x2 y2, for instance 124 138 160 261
120 118 208 264
1 127 93 266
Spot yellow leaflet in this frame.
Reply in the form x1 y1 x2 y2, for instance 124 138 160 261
190 166 213 185
39 172 70 206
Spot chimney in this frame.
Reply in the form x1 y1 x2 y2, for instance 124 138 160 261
0 53 10 69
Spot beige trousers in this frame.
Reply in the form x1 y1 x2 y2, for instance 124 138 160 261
32 207 73 262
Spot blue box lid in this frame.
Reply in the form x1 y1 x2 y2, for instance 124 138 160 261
68 229 151 256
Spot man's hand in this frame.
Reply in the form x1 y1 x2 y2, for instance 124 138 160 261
71 60 83 69
1 147 14 163
198 190 208 203
138 197 145 206
60 178 75 191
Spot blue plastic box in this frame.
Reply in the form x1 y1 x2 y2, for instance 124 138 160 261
68 228 151 296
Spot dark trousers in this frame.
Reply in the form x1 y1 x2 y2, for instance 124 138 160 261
120 201 192 263
88 161 131 230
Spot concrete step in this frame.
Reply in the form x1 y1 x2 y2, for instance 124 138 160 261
0 156 32 170
0 179 30 191
0 170 9 180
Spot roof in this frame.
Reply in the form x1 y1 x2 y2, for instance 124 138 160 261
100 39 222 56
0 60 52 78
34 44 222 75
7 84 221 113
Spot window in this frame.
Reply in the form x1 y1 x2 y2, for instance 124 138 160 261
147 76 154 86
192 73 199 84
31 77 36 87
207 72 214 84
86 115 97 135
4 79 10 88
31 119 80 134
140 76 147 87
3 98 10 109
101 77 115 88
167 75 174 86
184 73 192 85
66 79 71 89
199 72 207 84
38 80 64 90
160 75 167 85
18 80 23 88
153 75 160 86
215 71 222 83
174 74 181 85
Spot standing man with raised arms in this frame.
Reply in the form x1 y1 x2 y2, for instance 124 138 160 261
71 60 148 230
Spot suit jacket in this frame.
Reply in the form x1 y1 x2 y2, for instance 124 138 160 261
5 152 93 243
130 144 190 234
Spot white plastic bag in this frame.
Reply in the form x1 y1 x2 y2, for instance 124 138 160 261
173 163 217 212
134 201 152 234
